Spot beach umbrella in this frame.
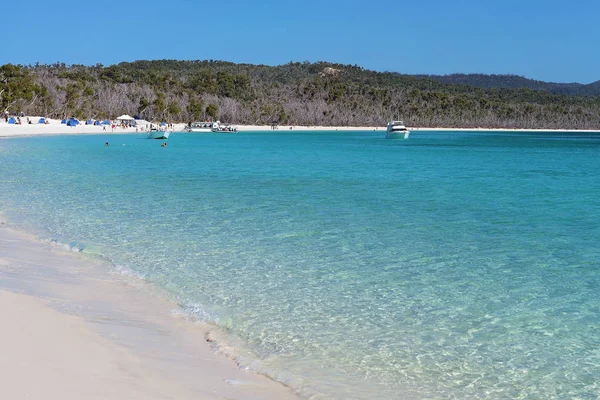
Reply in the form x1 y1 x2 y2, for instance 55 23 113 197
116 114 134 121
8 117 16 124
38 118 46 124
61 119 67 124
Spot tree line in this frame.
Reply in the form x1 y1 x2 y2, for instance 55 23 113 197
419 73 600 97
1 60 599 129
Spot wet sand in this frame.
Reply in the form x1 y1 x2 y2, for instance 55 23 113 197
0 223 300 400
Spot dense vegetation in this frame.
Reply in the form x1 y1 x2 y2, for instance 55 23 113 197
421 73 600 96
1 60 599 129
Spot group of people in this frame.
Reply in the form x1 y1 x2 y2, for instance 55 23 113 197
4 111 21 124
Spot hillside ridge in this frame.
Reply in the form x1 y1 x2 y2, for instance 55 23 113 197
1 60 599 129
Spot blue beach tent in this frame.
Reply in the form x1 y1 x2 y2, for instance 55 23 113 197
61 119 66 124
67 118 78 126
160 122 167 126
86 119 93 125
38 118 46 124
94 120 100 126
101 120 110 125
7 117 16 124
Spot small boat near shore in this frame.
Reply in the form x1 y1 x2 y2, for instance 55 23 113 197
147 128 170 139
212 124 238 133
186 121 220 133
385 120 410 139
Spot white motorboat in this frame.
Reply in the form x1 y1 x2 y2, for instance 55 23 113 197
186 121 220 132
211 124 238 133
385 120 410 139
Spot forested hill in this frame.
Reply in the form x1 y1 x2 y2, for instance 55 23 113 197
1 60 600 129
420 73 600 96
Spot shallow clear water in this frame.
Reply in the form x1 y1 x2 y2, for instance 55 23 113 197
1 130 600 399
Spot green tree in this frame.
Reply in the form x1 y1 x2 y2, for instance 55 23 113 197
138 98 150 115
234 74 252 99
153 92 166 119
0 64 44 113
206 103 218 120
167 101 181 118
188 69 217 94
187 98 204 121
63 83 82 115
278 107 287 123
216 71 235 97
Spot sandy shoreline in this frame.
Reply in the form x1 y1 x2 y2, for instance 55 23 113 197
0 119 382 137
1 118 598 138
0 222 300 400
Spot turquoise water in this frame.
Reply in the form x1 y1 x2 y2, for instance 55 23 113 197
1 130 600 399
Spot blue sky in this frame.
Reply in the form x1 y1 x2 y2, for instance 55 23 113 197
5 0 599 83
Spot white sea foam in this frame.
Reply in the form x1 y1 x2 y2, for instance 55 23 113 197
111 263 146 280
172 301 218 322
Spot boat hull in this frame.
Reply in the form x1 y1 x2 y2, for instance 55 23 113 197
385 120 409 139
211 128 238 133
187 128 212 133
147 131 170 139
385 131 410 139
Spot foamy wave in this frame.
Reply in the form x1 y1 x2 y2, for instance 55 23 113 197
111 263 146 280
172 301 219 322
40 237 84 252
171 303 308 397
41 237 148 283
203 329 314 399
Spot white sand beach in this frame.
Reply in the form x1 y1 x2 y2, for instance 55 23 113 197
1 118 598 138
0 118 384 137
0 118 160 137
0 223 300 400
